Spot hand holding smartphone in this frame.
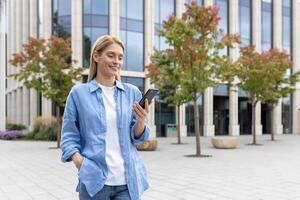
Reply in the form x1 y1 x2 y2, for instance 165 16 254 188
139 89 159 108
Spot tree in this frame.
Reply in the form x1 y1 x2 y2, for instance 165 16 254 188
9 36 83 148
236 45 299 144
147 2 240 157
147 50 186 144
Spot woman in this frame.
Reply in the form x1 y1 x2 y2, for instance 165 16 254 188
61 35 150 200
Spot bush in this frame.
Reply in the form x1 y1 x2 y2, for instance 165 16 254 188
0 130 23 140
25 116 57 141
6 123 27 131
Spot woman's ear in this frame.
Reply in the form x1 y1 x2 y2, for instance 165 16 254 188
92 53 99 62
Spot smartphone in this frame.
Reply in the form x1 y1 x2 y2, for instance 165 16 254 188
139 89 159 108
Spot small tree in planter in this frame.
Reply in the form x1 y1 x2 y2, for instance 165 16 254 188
9 36 83 148
147 2 240 157
236 46 300 144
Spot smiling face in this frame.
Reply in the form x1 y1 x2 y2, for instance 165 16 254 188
93 43 124 79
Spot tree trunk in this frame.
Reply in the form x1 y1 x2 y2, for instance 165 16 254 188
56 105 61 148
252 100 257 145
177 105 181 144
193 99 201 156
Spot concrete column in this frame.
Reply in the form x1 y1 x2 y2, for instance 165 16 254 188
271 0 283 135
12 0 17 90
203 0 214 136
29 0 38 128
176 0 184 18
228 0 239 136
0 1 6 130
203 87 214 136
29 0 38 37
109 0 120 37
292 0 300 134
251 0 262 135
41 0 52 117
7 93 12 124
175 0 187 137
21 0 30 127
12 91 16 124
72 0 83 68
16 88 23 124
144 0 156 138
204 0 213 6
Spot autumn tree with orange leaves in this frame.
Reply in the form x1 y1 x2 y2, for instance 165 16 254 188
236 46 300 144
147 2 240 157
9 36 83 148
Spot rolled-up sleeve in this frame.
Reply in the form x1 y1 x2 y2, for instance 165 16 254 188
61 89 81 162
130 87 150 146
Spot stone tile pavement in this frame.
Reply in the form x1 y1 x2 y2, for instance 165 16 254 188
0 134 300 200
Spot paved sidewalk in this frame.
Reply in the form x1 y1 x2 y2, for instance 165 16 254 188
0 134 300 200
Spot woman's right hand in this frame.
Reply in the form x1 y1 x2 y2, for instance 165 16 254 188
71 152 84 170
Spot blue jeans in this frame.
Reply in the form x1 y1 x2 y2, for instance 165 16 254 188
79 184 131 200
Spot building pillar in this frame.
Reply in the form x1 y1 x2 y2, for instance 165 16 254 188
29 0 38 128
72 0 83 68
292 0 300 134
144 0 156 138
175 0 187 137
21 0 30 127
7 93 12 124
203 87 214 136
251 0 262 135
228 0 239 136
0 1 6 130
41 0 52 117
271 0 283 135
204 0 213 6
11 91 16 124
202 0 214 136
109 0 120 37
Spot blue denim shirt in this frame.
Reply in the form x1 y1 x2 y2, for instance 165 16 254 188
60 79 150 200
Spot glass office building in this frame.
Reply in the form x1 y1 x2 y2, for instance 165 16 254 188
2 0 300 137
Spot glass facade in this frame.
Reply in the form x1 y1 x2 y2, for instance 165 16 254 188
83 0 109 68
261 0 272 52
281 0 292 134
52 0 71 38
214 0 228 56
121 76 144 92
282 0 291 55
120 0 144 72
154 0 176 136
154 0 175 50
185 97 203 136
239 0 251 45
185 0 203 6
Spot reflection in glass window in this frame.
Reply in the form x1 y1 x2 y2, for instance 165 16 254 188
185 0 203 5
239 0 251 45
185 97 203 136
120 0 144 72
214 0 228 56
154 0 175 50
282 95 292 134
282 0 291 55
83 0 109 68
261 0 272 52
52 0 71 38
121 76 144 92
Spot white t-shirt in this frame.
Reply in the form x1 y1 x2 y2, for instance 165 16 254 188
99 84 126 186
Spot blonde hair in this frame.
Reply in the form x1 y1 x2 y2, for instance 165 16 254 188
87 35 125 82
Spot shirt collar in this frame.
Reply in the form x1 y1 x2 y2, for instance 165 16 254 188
88 78 125 93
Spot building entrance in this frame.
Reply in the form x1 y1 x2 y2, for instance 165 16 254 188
213 96 229 135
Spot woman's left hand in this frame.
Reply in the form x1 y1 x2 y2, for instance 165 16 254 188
132 99 151 123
